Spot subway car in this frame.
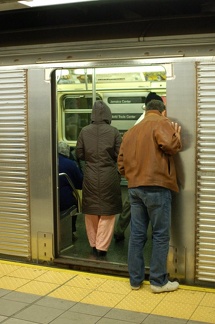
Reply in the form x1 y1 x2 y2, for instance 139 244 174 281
0 31 215 288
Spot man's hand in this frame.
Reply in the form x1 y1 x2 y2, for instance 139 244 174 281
172 122 181 141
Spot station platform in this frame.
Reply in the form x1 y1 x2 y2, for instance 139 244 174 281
0 259 214 324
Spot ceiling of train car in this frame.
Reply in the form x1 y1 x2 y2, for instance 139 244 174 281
0 0 215 46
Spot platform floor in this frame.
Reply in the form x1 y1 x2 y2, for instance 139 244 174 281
0 260 214 324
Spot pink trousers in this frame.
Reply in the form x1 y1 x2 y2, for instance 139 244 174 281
85 214 115 251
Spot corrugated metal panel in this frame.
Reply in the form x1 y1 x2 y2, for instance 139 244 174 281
0 69 30 258
196 62 215 282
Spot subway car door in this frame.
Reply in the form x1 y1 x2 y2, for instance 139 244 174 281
53 65 167 276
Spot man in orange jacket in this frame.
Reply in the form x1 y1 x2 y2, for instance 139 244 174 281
114 92 164 242
118 99 182 293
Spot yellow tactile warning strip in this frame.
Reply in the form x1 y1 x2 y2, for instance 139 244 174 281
0 260 215 323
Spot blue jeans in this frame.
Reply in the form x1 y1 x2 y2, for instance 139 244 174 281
128 186 172 287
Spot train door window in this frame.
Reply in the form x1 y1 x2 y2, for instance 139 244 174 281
62 95 102 141
57 68 94 144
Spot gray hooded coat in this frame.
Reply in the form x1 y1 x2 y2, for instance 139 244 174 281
76 101 122 215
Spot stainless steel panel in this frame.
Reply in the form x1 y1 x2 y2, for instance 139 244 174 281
167 62 196 284
196 62 215 282
0 69 30 258
28 69 54 262
0 34 215 66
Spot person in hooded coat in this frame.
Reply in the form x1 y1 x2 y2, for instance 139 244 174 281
76 100 122 256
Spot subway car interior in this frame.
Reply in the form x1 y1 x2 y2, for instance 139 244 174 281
55 65 167 275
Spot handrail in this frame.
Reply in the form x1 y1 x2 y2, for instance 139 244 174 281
59 172 82 213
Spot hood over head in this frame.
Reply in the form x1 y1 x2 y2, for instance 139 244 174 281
91 100 112 124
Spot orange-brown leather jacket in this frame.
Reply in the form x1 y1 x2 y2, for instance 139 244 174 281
117 110 182 192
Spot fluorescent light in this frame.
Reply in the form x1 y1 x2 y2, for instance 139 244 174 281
19 0 99 7
73 66 166 74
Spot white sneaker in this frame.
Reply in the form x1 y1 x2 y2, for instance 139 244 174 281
131 285 141 290
151 281 179 293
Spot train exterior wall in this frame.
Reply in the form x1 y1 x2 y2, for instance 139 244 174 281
0 50 214 285
166 62 197 284
0 69 30 260
28 69 54 262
